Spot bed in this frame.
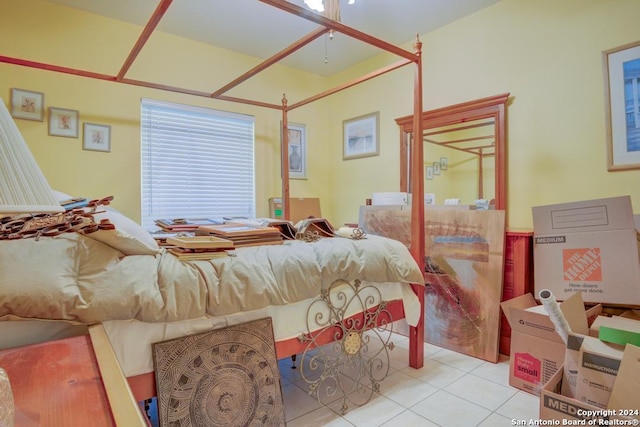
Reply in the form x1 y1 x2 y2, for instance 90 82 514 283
0 0 427 412
0 202 424 401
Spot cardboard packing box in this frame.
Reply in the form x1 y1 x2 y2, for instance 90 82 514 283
501 292 596 395
532 196 640 305
590 315 640 346
540 365 637 423
570 333 625 409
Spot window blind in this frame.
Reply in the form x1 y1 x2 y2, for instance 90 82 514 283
140 99 255 228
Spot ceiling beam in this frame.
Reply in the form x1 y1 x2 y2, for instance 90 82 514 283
117 0 174 81
288 58 412 110
258 0 418 62
211 27 329 98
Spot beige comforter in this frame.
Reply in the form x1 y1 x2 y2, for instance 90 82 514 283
0 232 424 323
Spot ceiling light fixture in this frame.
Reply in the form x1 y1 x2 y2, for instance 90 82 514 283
304 0 325 12
303 0 356 16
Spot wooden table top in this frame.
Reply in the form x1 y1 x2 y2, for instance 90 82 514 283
0 334 116 427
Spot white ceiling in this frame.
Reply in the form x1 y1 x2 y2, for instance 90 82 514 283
44 0 500 76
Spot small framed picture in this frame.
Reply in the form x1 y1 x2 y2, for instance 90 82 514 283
425 165 434 180
48 107 79 138
83 123 111 152
285 122 307 179
343 111 380 160
440 157 448 170
433 161 441 175
10 88 44 121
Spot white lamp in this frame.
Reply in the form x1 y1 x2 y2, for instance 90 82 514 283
0 98 63 216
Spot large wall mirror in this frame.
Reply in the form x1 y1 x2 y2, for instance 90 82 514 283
396 93 510 212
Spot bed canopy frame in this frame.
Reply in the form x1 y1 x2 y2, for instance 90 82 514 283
1 0 426 367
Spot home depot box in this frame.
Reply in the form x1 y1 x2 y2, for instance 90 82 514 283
540 366 635 424
500 292 591 395
532 196 640 305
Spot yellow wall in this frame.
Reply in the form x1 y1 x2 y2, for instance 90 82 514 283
2 0 640 228
327 0 640 227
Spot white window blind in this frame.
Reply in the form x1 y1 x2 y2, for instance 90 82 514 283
140 99 255 228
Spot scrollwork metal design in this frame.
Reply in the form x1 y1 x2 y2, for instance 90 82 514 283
298 279 394 414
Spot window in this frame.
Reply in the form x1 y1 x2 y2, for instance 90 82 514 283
140 99 255 228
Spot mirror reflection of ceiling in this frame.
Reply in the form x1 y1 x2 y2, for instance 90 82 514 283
424 118 495 157
423 118 496 205
396 93 509 212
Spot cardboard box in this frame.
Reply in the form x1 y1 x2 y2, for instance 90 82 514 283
371 192 408 205
532 196 640 305
268 197 321 224
501 292 592 395
590 315 640 346
574 334 625 409
540 366 635 423
608 344 640 420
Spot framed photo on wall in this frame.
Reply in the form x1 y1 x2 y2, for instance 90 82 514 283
48 107 79 138
603 40 640 171
83 123 111 152
343 111 379 160
10 88 44 121
425 165 434 180
440 157 448 170
433 161 441 175
286 122 307 179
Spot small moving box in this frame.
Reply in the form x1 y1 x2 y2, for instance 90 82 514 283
532 196 640 305
268 197 321 224
590 315 640 346
540 365 636 424
500 292 593 395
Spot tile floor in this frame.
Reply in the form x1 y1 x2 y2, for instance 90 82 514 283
279 332 540 427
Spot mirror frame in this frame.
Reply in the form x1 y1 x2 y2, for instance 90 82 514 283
395 93 510 212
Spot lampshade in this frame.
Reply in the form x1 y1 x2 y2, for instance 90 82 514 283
0 98 63 215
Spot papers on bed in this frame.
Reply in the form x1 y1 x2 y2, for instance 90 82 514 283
196 222 283 247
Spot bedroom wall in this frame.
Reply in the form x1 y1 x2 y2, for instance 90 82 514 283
325 0 640 228
0 0 332 222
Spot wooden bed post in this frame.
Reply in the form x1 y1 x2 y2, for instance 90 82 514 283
409 35 425 369
281 94 291 220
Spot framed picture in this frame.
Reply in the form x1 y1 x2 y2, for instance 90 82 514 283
285 122 307 179
10 88 44 121
83 123 111 152
343 111 379 160
425 165 434 180
48 107 79 138
603 40 640 171
440 157 448 170
433 161 441 175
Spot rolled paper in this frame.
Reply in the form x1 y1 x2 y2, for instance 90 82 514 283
336 226 357 238
539 289 571 344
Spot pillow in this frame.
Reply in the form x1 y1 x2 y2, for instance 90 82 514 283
50 190 159 256
90 208 160 256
